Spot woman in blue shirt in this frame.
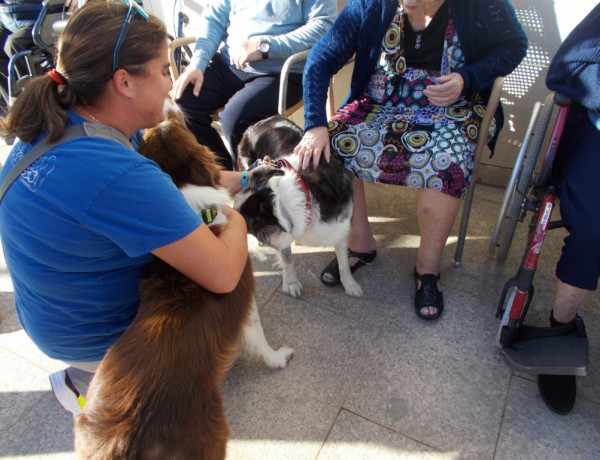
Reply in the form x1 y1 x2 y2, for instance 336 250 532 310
0 0 249 415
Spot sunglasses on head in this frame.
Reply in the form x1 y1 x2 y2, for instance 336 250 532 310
112 0 149 73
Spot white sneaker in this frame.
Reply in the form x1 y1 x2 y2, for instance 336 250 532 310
49 369 85 419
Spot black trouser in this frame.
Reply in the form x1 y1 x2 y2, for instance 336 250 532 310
176 52 303 170
0 23 36 103
553 103 600 291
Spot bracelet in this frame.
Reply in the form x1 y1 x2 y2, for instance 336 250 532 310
241 170 248 188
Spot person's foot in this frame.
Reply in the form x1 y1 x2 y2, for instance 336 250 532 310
413 268 444 320
49 369 87 419
537 374 576 415
320 249 377 286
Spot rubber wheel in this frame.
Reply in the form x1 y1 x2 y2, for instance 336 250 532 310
497 93 555 262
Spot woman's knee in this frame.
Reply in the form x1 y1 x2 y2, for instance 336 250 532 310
557 229 600 290
417 188 460 216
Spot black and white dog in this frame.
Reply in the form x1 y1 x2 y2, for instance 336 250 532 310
234 116 362 298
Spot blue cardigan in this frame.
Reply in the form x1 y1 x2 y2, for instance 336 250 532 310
303 0 528 143
546 2 600 116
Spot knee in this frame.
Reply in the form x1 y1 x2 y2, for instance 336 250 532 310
4 28 32 55
176 87 214 123
218 108 252 149
557 228 600 289
217 108 237 138
3 35 15 57
567 226 600 254
175 87 198 115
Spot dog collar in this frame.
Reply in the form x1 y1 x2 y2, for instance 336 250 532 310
198 206 218 224
276 158 312 221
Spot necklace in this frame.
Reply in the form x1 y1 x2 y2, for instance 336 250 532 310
78 107 103 124
415 33 422 49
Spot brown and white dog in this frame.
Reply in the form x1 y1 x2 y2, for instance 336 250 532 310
74 100 294 460
234 115 362 298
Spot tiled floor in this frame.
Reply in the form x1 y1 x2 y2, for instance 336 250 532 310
0 140 599 459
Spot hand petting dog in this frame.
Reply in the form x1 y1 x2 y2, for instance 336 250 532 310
294 125 331 170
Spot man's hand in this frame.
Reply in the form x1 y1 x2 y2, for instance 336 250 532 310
65 0 78 12
229 38 262 69
171 67 205 100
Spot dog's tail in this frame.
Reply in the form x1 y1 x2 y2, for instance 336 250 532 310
75 386 229 459
74 256 256 459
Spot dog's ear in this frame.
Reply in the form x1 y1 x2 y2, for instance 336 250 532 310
235 188 284 240
139 117 222 188
249 165 284 188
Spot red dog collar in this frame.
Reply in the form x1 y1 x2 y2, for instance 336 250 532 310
276 158 312 221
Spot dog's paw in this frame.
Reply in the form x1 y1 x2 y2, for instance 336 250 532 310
264 346 295 368
282 280 303 297
342 279 363 298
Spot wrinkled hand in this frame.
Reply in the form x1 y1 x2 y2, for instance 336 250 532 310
423 72 464 107
293 126 330 170
229 38 262 69
171 67 204 100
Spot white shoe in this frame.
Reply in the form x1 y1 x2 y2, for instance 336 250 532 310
49 369 85 419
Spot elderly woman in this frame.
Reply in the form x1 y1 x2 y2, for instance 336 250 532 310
0 0 249 415
295 0 527 320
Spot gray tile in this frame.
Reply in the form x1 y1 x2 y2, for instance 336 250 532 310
223 293 379 459
0 394 76 459
496 375 600 460
318 409 440 459
0 349 49 424
0 329 67 375
0 290 20 334
224 438 320 460
343 289 512 460
246 238 282 308
0 349 75 458
248 238 406 329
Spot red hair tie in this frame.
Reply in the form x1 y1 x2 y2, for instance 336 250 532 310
47 69 66 86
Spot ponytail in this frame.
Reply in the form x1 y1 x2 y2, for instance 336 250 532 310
0 1 167 143
0 73 74 143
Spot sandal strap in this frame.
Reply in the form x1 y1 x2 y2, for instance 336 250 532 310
419 278 442 303
414 269 442 304
347 249 377 265
413 267 444 320
414 270 441 282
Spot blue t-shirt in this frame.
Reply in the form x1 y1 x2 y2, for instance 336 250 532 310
0 115 202 362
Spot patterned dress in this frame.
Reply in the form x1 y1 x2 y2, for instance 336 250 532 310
328 6 495 199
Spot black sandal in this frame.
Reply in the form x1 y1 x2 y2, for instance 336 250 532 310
413 267 444 320
320 249 377 287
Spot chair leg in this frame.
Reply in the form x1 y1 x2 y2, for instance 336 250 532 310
454 180 477 267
